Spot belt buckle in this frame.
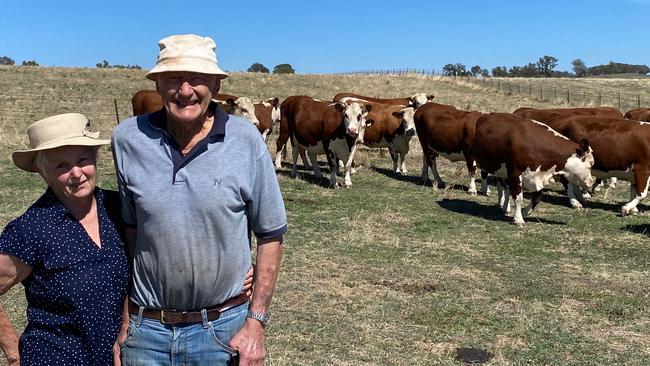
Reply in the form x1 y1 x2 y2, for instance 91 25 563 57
160 309 171 325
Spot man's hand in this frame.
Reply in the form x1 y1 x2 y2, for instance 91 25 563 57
112 298 130 366
229 318 265 366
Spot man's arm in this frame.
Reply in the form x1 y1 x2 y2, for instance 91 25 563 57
229 236 283 366
113 227 136 366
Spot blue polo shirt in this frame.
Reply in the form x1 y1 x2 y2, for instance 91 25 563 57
111 104 287 310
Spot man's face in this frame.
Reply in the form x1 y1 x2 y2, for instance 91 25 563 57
156 72 220 124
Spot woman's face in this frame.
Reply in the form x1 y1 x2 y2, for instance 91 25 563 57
39 146 98 203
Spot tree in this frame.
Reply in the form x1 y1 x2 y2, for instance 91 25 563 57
491 66 509 77
1 56 15 66
21 60 39 66
273 63 295 74
248 62 269 73
96 60 109 68
536 55 558 77
470 65 483 77
571 59 588 77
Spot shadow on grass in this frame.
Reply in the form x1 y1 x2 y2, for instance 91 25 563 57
437 198 566 226
371 166 482 192
622 224 650 237
540 190 624 214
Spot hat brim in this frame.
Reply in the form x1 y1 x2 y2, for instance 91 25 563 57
145 58 228 81
12 136 110 172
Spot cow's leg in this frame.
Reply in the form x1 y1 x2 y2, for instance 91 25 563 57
308 151 321 179
389 147 399 174
262 129 271 144
290 144 300 178
465 157 478 195
593 178 604 193
342 144 358 188
480 170 490 196
621 169 649 216
430 157 445 190
399 152 408 175
275 146 284 170
609 177 618 189
324 145 338 188
566 183 584 210
420 155 430 183
510 175 525 227
301 151 311 170
522 191 543 217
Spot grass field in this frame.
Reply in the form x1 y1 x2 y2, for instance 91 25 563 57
0 66 649 365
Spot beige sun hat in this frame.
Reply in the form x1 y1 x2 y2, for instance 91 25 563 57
145 34 228 81
12 113 110 172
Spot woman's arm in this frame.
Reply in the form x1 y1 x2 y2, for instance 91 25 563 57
0 254 32 366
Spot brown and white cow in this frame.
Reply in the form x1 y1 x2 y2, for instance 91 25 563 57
625 108 650 122
281 95 371 188
534 115 650 216
471 113 595 227
414 103 490 195
360 102 417 174
254 98 281 143
219 96 260 127
333 92 434 109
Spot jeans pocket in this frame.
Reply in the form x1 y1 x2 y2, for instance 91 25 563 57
208 304 247 354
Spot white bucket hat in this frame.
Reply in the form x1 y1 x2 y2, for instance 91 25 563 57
12 113 110 172
145 34 228 80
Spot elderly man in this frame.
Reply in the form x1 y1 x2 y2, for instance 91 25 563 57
111 34 287 365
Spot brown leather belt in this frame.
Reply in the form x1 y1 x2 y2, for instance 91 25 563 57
129 293 249 325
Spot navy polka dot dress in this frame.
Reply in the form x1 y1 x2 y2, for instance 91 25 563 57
0 188 129 366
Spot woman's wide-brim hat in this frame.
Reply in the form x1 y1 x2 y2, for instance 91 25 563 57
145 34 228 81
12 113 110 172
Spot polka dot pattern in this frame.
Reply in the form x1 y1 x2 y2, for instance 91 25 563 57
0 188 129 365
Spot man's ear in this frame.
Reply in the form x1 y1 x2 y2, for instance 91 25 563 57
212 78 222 95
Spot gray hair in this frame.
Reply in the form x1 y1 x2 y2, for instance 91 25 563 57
34 146 100 176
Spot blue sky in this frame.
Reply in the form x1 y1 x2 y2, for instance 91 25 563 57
1 0 648 74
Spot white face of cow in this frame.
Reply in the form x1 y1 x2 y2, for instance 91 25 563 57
340 102 369 138
563 146 595 189
410 93 434 109
231 97 260 126
263 98 281 124
400 107 416 136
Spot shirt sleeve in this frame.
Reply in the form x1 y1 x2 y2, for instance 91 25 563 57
0 220 38 266
248 151 288 240
111 132 137 227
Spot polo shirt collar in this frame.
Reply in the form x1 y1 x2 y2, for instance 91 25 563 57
149 101 228 139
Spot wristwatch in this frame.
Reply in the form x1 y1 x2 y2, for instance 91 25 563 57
247 310 270 327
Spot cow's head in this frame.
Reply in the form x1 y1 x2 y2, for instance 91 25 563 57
264 97 281 124
226 97 260 126
409 93 435 109
563 139 595 189
392 107 416 136
334 102 372 138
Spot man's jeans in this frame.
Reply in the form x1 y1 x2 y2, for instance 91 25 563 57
120 302 248 365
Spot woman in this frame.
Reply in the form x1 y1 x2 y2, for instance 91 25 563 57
0 113 254 365
0 113 129 366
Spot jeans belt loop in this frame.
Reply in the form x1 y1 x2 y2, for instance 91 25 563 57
136 306 144 327
201 308 209 328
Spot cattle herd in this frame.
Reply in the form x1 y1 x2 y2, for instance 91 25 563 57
130 90 650 228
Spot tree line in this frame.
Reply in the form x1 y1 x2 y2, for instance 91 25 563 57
445 56 649 78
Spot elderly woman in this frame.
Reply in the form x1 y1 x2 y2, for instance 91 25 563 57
0 113 129 365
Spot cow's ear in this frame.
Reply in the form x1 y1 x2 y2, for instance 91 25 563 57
226 98 236 106
334 102 346 112
365 118 375 127
407 97 414 105
392 111 404 119
272 97 280 108
364 105 372 114
427 94 435 101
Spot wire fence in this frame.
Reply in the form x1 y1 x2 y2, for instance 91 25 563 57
337 69 650 111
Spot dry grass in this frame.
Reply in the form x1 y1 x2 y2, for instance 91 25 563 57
1 66 649 365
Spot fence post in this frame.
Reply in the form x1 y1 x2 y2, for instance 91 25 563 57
618 92 621 111
529 83 532 96
567 90 570 105
114 99 120 124
598 92 602 106
554 87 557 100
540 87 543 101
638 95 641 108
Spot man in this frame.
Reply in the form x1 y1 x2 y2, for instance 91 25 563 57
111 34 287 365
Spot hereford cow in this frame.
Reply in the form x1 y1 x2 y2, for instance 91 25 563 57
513 106 623 120
360 102 417 174
254 98 281 143
536 115 650 216
625 108 650 122
471 113 595 227
281 96 371 188
414 103 488 195
333 92 434 109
